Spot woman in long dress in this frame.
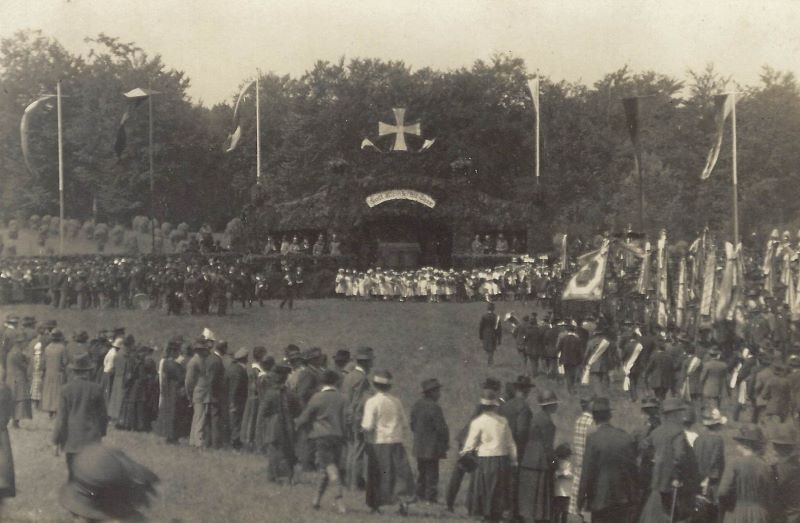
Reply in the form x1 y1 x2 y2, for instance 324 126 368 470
155 343 188 443
241 348 270 451
40 331 67 418
518 389 558 523
461 388 517 522
0 378 16 507
6 340 31 427
107 341 132 422
717 424 775 523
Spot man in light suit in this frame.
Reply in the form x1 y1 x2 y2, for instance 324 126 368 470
185 338 212 447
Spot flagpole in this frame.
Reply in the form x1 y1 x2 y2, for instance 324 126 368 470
57 80 65 255
148 87 155 253
256 71 261 184
535 84 540 184
731 92 739 246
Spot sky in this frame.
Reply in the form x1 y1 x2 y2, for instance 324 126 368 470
3 0 800 106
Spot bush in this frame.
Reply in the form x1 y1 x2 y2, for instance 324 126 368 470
94 223 109 252
49 216 60 235
124 234 139 254
64 219 80 238
110 225 125 246
132 215 151 234
169 229 186 243
177 222 190 235
37 225 48 246
81 221 95 240
29 215 40 230
7 219 18 240
160 222 172 236
225 218 245 251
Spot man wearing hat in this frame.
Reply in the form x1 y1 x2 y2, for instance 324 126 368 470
226 348 250 449
478 303 502 366
52 353 108 479
752 351 775 423
557 320 584 394
639 398 700 523
288 347 322 471
361 370 415 515
771 424 800 523
0 315 19 374
577 397 639 523
568 392 596 518
632 396 661 505
700 347 727 408
764 361 792 423
582 325 617 397
342 347 374 490
332 349 351 381
102 336 123 402
5 334 31 428
644 341 673 401
258 362 300 484
518 389 559 522
410 378 449 505
498 375 533 519
693 407 726 516
678 342 702 410
185 338 213 447
41 330 68 418
718 425 774 521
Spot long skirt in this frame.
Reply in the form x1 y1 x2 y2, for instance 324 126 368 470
467 455 512 520
189 403 209 447
639 489 695 523
13 399 32 421
240 397 259 448
365 443 415 509
518 466 554 521
0 429 14 498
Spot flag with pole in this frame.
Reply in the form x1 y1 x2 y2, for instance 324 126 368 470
700 93 734 179
527 78 540 180
636 241 652 295
562 240 609 301
676 256 688 330
715 242 743 322
700 248 717 318
20 95 56 177
225 80 255 153
114 88 157 159
656 230 670 328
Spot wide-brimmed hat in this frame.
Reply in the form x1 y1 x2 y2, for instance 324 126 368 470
482 377 502 392
304 347 322 361
537 389 559 406
233 348 249 361
514 375 534 390
355 346 374 361
701 408 728 426
333 349 351 362
68 353 95 372
21 316 36 327
58 444 158 521
770 424 798 447
591 397 612 413
641 397 660 410
50 330 65 342
421 378 442 393
285 345 303 361
479 389 500 406
661 398 687 414
373 370 393 386
4 314 19 325
733 425 765 445
73 331 89 343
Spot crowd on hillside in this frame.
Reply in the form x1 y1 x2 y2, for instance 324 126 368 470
1 293 799 521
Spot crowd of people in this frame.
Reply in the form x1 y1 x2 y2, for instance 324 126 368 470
0 296 799 521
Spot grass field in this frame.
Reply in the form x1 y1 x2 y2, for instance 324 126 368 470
0 299 772 522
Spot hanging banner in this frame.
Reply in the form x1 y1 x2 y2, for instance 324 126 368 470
365 189 436 208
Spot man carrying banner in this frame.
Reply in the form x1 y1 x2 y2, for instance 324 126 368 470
581 324 617 397
621 325 646 402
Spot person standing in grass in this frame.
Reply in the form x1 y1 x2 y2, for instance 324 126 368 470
479 303 502 366
569 393 595 519
295 369 348 514
361 370 415 515
518 389 558 523
259 363 300 484
694 407 726 522
717 425 775 523
41 330 68 419
0 376 15 509
342 347 374 490
771 424 800 523
410 378 449 505
226 348 249 449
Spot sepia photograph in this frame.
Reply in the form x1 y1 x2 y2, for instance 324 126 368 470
1 0 800 521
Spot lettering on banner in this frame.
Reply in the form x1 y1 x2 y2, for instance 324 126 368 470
365 189 436 209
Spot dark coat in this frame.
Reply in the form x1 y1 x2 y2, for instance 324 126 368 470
700 358 728 399
764 373 792 417
645 350 673 390
156 358 189 441
0 384 15 498
226 362 248 440
584 336 616 374
41 341 67 413
643 420 700 495
524 323 542 357
409 397 449 460
241 365 264 446
257 382 300 450
519 410 555 470
577 423 639 513
52 376 108 453
107 347 132 418
296 387 348 440
557 332 584 368
694 432 725 482
498 396 532 455
479 312 502 352
542 325 560 359
773 455 800 523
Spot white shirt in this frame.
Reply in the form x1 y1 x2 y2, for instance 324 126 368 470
361 391 407 444
462 412 518 462
103 347 118 373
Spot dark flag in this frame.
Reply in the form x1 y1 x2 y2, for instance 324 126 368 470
114 88 157 159
622 97 642 162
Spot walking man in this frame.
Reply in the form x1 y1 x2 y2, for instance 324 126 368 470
479 303 502 366
410 378 449 505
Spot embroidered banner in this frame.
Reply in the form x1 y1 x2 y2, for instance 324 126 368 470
365 189 436 208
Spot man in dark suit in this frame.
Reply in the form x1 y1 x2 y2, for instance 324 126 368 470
644 342 673 400
557 321 584 394
523 314 542 377
226 348 249 449
583 326 617 397
206 339 229 448
479 303 502 366
409 378 449 504
499 375 533 519
342 347 374 490
700 348 728 408
52 352 108 479
578 397 639 523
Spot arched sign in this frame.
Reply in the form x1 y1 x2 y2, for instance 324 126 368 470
365 189 436 208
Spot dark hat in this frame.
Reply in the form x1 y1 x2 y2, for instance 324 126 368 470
58 444 158 521
50 330 65 342
233 348 249 361
479 388 500 406
482 377 502 392
770 424 798 446
661 398 687 414
355 346 374 361
112 327 125 336
422 378 442 393
514 375 534 390
4 314 19 325
193 337 212 351
43 319 57 329
285 345 303 360
21 316 36 327
591 397 612 413
123 334 135 348
68 352 95 372
73 330 89 343
273 363 292 375
304 347 322 361
537 389 559 406
372 370 393 386
641 397 660 410
733 424 765 445
333 349 351 362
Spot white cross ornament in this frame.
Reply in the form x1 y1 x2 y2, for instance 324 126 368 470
378 108 421 152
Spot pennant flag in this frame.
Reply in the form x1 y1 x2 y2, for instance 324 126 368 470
656 231 670 328
676 256 688 330
700 93 734 179
418 138 436 152
715 242 743 322
636 241 652 295
699 249 717 318
225 80 255 153
562 241 609 301
528 78 540 118
114 88 157 159
762 229 780 296
20 95 56 177
560 234 568 275
360 138 381 151
688 228 708 301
